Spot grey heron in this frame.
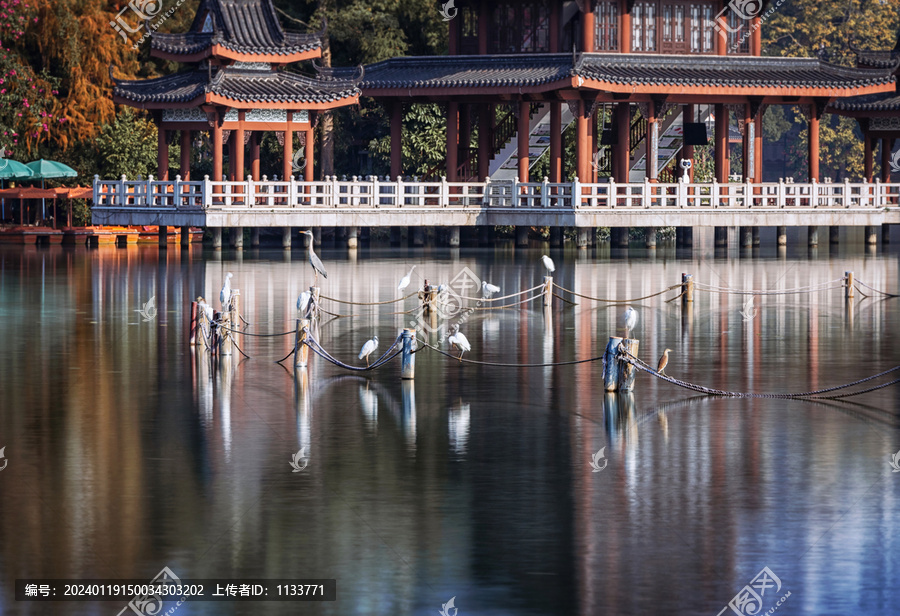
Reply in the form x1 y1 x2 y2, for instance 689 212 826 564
657 348 673 375
297 290 312 316
300 230 327 284
541 255 555 275
448 324 471 361
358 335 379 367
220 272 233 310
482 280 500 299
622 306 638 339
398 265 417 293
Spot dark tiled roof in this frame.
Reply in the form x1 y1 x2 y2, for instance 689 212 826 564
360 53 895 91
854 49 900 70
830 91 900 112
151 0 322 57
113 68 359 105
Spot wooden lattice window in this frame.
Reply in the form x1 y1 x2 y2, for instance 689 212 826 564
594 1 619 51
491 1 550 53
727 10 751 54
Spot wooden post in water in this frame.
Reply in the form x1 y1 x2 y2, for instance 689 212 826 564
682 273 694 305
295 318 310 368
543 276 553 307
616 339 640 392
231 290 240 331
219 307 233 356
401 329 416 379
845 271 854 300
603 337 623 391
310 287 320 320
189 301 198 346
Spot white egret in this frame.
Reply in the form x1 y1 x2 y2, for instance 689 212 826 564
297 290 312 316
300 230 327 284
482 280 500 299
448 324 471 361
398 265 417 293
196 296 213 323
541 254 555 275
358 335 379 367
220 272 233 310
657 348 673 375
622 306 638 339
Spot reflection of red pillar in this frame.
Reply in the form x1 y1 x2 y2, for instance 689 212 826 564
390 103 402 178
809 105 820 182
550 102 562 182
447 102 459 181
180 130 191 180
518 101 530 182
157 127 169 181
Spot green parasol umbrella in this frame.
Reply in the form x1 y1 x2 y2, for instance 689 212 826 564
26 159 78 221
0 159 33 221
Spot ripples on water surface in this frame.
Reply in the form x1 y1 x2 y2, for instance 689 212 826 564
0 237 898 615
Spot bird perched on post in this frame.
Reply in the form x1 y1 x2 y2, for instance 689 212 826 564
657 348 673 375
196 296 213 324
297 290 312 316
220 272 234 310
482 280 500 299
622 306 638 339
398 265 417 293
541 255 555 275
358 335 379 367
448 324 471 361
300 230 327 284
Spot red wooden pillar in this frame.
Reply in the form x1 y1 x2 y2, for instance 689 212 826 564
582 2 594 52
180 130 191 180
447 102 459 181
518 100 530 182
614 102 630 182
449 12 458 54
620 0 631 53
478 4 489 54
646 101 658 180
234 126 245 182
212 122 223 183
808 104 820 182
750 16 762 55
715 13 727 55
754 105 764 181
250 132 260 180
714 103 728 182
882 138 894 182
549 3 559 52
682 104 694 181
742 103 751 181
550 101 562 182
157 127 169 181
390 103 403 178
576 100 591 182
304 127 314 182
478 104 491 180
864 131 874 181
283 121 293 181
459 104 471 170
591 106 599 182
227 135 236 181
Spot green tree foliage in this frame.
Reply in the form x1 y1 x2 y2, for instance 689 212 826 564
94 108 165 179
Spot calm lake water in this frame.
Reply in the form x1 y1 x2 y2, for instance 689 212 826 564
0 236 899 615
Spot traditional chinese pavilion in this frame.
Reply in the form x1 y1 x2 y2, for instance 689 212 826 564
358 0 895 184
830 31 900 182
111 0 362 184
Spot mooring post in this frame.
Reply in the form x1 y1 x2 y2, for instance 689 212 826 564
682 273 694 304
603 337 623 392
189 301 198 346
210 310 221 354
230 290 241 330
616 339 640 392
401 328 415 380
219 307 233 356
310 286 320 320
295 318 310 368
543 276 553 307
845 271 854 300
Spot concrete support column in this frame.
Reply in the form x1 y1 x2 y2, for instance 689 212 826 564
212 227 223 250
740 226 752 248
478 225 490 246
549 226 562 247
390 226 402 245
830 226 839 244
412 226 425 247
448 226 460 247
645 227 657 248
282 227 292 250
683 228 693 248
230 227 243 249
715 227 728 247
159 225 168 248
613 227 629 248
752 226 760 246
864 225 877 245
390 103 403 179
777 226 788 246
180 130 191 180
179 226 190 247
250 228 260 247
808 226 819 247
882 224 891 245
516 226 529 247
348 226 359 249
313 228 322 244
576 228 589 249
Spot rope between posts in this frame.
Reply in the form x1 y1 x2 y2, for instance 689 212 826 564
616 348 900 399
304 331 403 371
319 291 419 306
694 278 846 295
855 279 899 297
468 292 545 310
416 339 605 367
453 284 545 303
221 327 295 337
553 283 681 303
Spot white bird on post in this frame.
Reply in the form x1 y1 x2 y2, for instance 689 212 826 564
220 272 234 310
297 290 312 316
622 306 638 339
358 336 379 367
398 265 417 293
541 254 555 275
482 280 500 299
448 324 471 361
196 296 213 323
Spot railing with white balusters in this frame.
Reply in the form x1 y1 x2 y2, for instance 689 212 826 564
93 174 900 212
